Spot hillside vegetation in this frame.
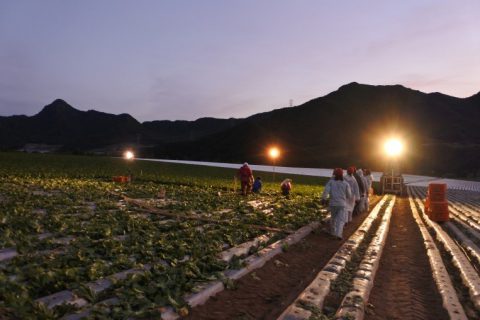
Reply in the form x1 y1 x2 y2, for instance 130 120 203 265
1 83 479 177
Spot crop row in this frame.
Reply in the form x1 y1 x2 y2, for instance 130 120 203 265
0 171 326 319
278 195 394 319
410 186 480 319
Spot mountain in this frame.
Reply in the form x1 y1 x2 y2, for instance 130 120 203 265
1 83 479 177
0 99 141 150
142 117 242 143
0 99 243 151
151 83 480 177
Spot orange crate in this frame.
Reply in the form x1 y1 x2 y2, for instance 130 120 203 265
424 197 431 216
428 183 446 195
429 201 449 222
113 176 130 183
428 192 446 202
430 210 449 222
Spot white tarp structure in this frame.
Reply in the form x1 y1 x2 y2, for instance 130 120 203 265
137 158 480 192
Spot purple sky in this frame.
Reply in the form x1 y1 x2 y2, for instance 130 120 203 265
1 1 479 121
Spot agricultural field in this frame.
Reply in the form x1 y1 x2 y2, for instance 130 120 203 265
4 152 480 320
0 152 328 319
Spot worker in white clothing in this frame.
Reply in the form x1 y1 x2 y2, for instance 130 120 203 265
355 168 369 213
321 168 352 240
344 166 360 223
363 168 373 209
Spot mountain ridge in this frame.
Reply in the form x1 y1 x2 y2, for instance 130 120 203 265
1 83 479 177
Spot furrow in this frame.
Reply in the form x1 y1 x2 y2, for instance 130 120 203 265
61 219 322 320
410 187 480 312
443 222 480 269
407 188 467 320
334 196 395 319
276 195 389 320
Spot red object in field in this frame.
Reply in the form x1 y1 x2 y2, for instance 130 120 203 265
426 183 448 222
428 183 447 202
428 191 446 202
424 197 431 217
428 201 449 222
428 183 447 194
113 176 131 183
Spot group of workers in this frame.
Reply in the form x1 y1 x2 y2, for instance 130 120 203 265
237 162 292 196
237 162 373 240
321 167 373 240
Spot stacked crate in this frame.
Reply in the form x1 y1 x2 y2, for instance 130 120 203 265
112 175 131 183
425 183 449 222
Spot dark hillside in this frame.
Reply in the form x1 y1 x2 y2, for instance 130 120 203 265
0 99 141 149
142 117 242 143
154 83 480 177
1 83 479 177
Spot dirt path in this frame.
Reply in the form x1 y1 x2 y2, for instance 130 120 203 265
365 197 448 320
184 196 381 320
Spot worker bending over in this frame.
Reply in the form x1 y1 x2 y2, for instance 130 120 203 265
238 162 254 196
280 178 292 197
252 177 262 193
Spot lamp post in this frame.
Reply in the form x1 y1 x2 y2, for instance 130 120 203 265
123 150 135 182
124 150 135 160
381 138 405 194
268 147 280 183
383 139 403 176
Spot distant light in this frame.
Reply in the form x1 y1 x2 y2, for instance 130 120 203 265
269 147 280 159
124 150 135 160
384 139 403 157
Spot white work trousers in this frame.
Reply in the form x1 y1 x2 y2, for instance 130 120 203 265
330 206 346 238
346 210 353 223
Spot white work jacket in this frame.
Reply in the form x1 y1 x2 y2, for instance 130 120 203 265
322 178 352 207
344 174 360 211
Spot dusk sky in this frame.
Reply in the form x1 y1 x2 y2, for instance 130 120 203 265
1 1 479 121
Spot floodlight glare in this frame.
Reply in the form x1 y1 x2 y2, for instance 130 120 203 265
384 139 403 157
124 150 135 160
269 147 280 159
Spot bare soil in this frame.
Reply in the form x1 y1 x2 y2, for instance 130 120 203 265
184 196 381 320
365 196 448 320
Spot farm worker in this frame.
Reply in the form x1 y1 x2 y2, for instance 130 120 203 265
252 177 263 193
353 167 366 215
356 168 368 213
363 169 373 208
238 162 254 196
280 179 292 197
344 167 360 223
321 168 352 240
363 169 373 192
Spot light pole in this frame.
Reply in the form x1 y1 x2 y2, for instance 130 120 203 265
383 139 403 176
268 147 280 183
123 150 135 182
381 138 405 194
124 150 135 161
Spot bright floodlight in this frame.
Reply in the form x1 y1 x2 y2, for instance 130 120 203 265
384 139 403 157
269 147 280 159
124 150 135 160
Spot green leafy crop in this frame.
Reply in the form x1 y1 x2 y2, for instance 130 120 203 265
0 152 327 318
